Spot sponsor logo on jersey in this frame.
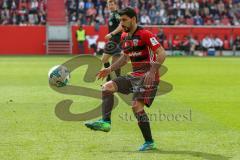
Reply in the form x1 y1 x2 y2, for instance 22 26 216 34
150 37 159 46
133 39 139 46
128 52 142 57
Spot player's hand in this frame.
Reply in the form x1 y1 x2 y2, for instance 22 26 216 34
144 71 155 88
105 33 112 40
96 67 111 80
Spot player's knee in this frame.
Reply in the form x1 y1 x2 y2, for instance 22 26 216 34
132 100 144 113
111 55 120 63
101 58 108 63
101 55 110 63
102 81 117 92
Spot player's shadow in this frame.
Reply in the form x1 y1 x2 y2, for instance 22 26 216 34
107 149 230 160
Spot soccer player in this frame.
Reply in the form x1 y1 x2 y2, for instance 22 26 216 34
85 7 166 151
102 0 122 81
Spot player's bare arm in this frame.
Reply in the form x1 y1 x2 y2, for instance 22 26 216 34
97 53 129 80
144 46 166 87
105 24 123 40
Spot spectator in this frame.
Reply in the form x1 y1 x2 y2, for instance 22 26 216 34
86 5 97 25
39 0 46 12
189 36 199 55
172 35 182 50
19 0 28 10
233 36 240 56
159 5 167 24
39 11 46 25
181 35 191 54
0 0 46 25
63 0 240 26
76 25 86 54
168 13 177 25
28 13 35 25
149 6 156 23
175 15 186 25
1 0 239 26
77 13 85 25
232 16 240 25
70 11 77 24
156 28 166 45
185 9 192 19
129 0 138 8
19 14 28 25
194 11 204 25
96 4 103 17
213 13 221 25
68 0 77 14
220 15 231 25
173 0 181 12
29 0 39 14
121 0 129 8
202 35 213 55
190 0 199 12
78 0 85 13
1 0 10 9
11 11 19 24
85 0 94 10
204 15 213 25
86 35 99 55
181 35 199 55
11 0 17 10
1 8 10 25
212 36 223 56
95 14 105 25
140 12 151 25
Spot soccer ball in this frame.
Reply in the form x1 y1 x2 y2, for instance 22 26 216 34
48 65 70 87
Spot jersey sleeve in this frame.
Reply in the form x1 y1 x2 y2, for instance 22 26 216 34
120 32 125 41
120 32 129 55
115 13 120 23
143 30 161 52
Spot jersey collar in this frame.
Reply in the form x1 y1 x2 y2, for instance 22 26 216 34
128 25 142 38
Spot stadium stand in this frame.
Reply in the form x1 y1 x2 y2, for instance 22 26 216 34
0 0 47 25
64 0 240 54
66 0 240 26
0 0 240 55
47 0 67 25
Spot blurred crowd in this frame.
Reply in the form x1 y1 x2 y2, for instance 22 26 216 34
156 28 240 55
66 0 240 26
0 0 47 25
1 0 239 26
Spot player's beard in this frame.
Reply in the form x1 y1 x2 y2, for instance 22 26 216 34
122 22 132 33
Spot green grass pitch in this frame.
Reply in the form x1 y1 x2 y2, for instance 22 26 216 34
0 56 240 160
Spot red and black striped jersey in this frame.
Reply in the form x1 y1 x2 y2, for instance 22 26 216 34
121 26 161 77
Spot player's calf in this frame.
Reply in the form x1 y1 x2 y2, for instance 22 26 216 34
132 100 155 150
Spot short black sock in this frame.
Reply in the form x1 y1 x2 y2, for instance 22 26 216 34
104 62 111 81
102 90 114 122
134 110 153 142
104 62 110 68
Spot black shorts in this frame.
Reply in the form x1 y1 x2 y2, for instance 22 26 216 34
112 75 159 107
104 46 121 56
215 46 223 51
105 49 121 56
104 40 121 56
